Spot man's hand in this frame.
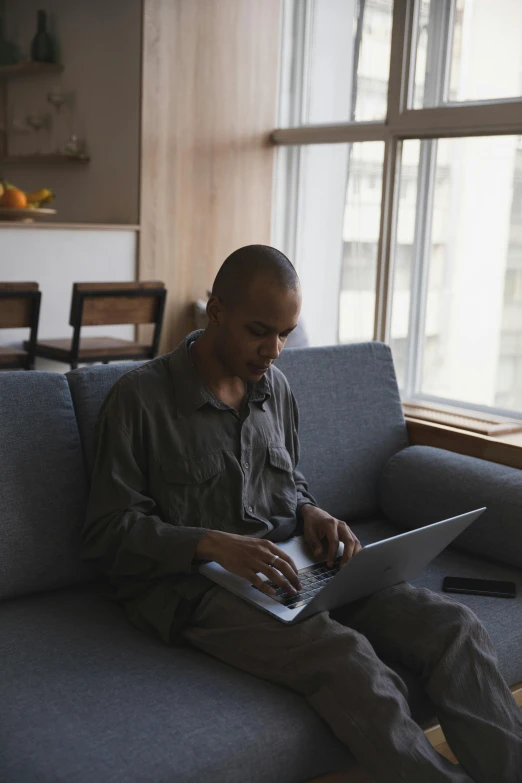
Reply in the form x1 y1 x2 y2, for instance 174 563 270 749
195 530 302 597
301 505 362 568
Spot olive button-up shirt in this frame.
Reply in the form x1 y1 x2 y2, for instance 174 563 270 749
82 330 317 644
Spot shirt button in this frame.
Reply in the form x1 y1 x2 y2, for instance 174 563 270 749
244 462 249 469
248 505 253 513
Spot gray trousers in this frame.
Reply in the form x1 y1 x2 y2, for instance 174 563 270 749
181 581 522 783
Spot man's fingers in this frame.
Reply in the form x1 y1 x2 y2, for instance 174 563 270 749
252 546 303 594
273 556 302 590
304 529 322 557
252 568 296 597
339 525 360 567
260 565 297 595
326 532 340 568
268 550 302 591
252 573 276 596
340 538 355 566
273 548 299 579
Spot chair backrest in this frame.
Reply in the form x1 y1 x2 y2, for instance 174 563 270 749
67 281 167 363
69 281 166 328
0 282 40 329
0 282 41 369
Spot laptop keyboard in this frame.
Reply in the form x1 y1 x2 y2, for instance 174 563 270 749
252 556 342 610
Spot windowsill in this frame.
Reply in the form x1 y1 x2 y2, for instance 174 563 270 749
402 400 522 437
405 416 522 471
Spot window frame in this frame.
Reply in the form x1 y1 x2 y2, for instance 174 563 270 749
271 0 522 417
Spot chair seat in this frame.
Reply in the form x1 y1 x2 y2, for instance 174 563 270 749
25 337 152 362
0 345 28 367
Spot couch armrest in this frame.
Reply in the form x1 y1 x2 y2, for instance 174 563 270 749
378 445 522 568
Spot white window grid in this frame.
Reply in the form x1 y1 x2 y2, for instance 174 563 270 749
271 0 522 417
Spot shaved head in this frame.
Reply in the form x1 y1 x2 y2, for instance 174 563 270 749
212 244 300 307
200 244 301 384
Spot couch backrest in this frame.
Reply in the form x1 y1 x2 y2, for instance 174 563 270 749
1 345 406 601
379 445 522 568
277 343 408 519
69 344 408 521
0 372 96 600
67 361 147 476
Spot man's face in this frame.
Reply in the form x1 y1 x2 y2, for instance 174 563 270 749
211 273 302 382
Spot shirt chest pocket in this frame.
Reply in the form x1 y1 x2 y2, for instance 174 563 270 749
264 445 298 514
161 452 226 526
267 445 294 472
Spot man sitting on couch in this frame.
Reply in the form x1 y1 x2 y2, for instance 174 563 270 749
83 245 522 783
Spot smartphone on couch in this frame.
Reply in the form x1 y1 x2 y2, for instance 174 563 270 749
442 576 516 599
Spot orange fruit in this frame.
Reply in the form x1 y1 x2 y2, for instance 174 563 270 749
0 188 27 209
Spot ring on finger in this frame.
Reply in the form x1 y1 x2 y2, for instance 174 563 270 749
269 554 279 567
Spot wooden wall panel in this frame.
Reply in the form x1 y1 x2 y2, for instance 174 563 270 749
139 0 281 351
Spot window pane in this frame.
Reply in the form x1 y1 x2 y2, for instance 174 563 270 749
339 142 385 343
391 135 522 413
413 0 522 108
278 0 393 127
389 140 422 389
273 142 385 347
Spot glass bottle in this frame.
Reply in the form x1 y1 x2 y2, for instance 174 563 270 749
30 10 55 64
0 14 18 66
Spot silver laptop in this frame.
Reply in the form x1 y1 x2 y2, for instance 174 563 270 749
199 508 486 624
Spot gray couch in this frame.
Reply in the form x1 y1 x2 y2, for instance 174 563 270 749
1 342 521 783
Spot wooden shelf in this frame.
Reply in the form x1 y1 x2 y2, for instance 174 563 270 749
1 154 90 165
0 222 140 231
0 62 63 81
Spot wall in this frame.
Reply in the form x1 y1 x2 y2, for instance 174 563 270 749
139 0 282 350
3 0 141 224
0 226 136 371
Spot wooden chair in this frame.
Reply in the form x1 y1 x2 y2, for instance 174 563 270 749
25 281 167 371
0 282 42 370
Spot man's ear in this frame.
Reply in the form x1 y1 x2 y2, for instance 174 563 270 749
206 295 223 326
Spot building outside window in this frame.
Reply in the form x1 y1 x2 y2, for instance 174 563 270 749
272 0 522 416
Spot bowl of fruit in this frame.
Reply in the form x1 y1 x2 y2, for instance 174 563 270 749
0 181 56 222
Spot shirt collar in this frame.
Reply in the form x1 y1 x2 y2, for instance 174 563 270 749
169 329 272 418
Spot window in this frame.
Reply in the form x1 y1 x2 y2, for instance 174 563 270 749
275 141 385 346
277 0 393 127
272 0 522 416
413 0 522 108
391 135 522 412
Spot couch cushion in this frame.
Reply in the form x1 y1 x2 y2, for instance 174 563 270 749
2 521 520 783
378 445 522 569
67 361 146 476
349 517 522 687
277 342 408 519
0 584 354 783
2 524 520 783
0 371 95 600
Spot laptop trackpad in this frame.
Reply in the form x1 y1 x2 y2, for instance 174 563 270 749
277 535 345 571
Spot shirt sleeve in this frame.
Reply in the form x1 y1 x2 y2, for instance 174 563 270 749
81 408 209 580
289 389 318 518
